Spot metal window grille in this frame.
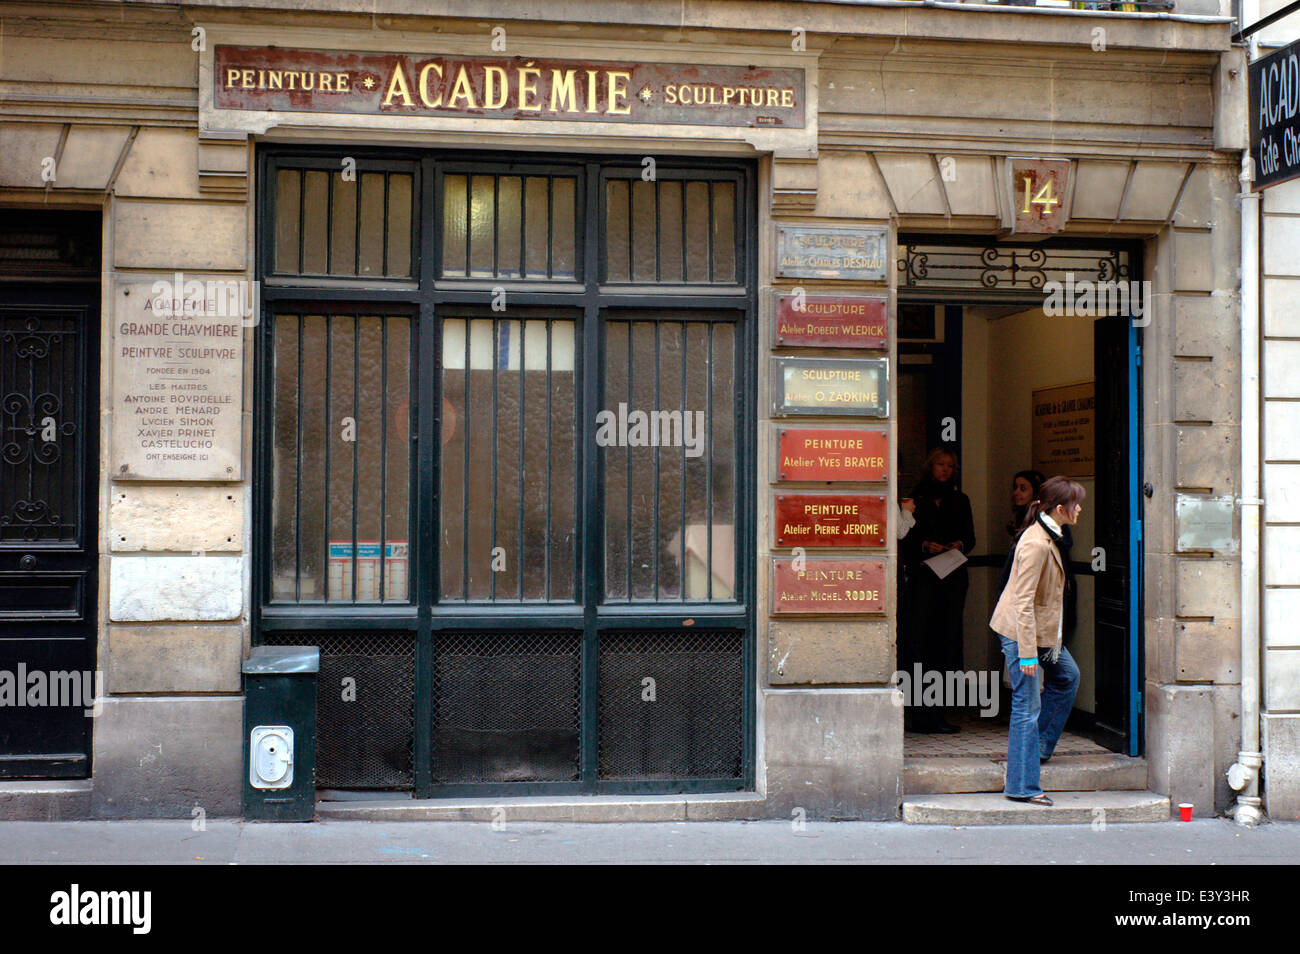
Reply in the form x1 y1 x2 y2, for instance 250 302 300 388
897 242 1132 296
604 175 738 285
273 167 414 278
598 630 744 781
431 630 582 784
439 315 578 602
263 631 415 790
603 314 737 602
440 172 577 280
268 311 412 603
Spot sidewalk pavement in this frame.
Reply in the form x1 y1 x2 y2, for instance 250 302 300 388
0 817 1296 864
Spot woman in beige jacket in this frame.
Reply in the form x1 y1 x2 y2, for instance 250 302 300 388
988 475 1085 805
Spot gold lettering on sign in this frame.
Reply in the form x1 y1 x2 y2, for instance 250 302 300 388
384 61 413 106
418 62 444 108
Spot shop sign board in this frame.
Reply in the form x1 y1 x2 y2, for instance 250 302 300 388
776 427 888 482
772 293 887 348
775 226 887 281
774 492 887 547
771 556 886 614
214 45 805 128
771 356 888 417
1249 39 1300 190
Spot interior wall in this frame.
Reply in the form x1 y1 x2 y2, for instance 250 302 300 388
963 306 1099 712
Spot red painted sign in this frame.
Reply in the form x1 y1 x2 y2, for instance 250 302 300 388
776 428 888 482
773 295 887 348
214 46 805 128
771 557 885 614
774 493 886 547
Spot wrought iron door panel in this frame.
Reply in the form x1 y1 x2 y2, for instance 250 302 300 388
0 290 99 779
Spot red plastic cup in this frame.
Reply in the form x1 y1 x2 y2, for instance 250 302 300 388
1178 802 1194 822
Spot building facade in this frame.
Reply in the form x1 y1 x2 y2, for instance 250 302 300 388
0 0 1271 821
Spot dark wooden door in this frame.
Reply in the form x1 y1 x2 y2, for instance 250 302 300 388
0 280 99 778
1092 315 1136 753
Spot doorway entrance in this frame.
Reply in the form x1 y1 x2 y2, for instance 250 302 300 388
896 238 1144 760
254 148 756 797
0 209 101 778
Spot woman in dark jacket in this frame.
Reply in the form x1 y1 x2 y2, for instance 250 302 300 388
901 446 976 733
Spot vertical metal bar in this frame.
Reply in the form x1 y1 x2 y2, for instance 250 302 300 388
625 177 633 281
654 178 661 284
351 314 360 601
652 321 660 598
379 317 388 602
706 322 714 601
680 178 687 284
354 170 362 276
580 159 600 791
297 169 306 274
492 175 500 279
324 316 332 601
519 177 528 279
382 173 391 277
545 318 553 600
624 320 632 599
546 176 554 280
462 321 470 601
294 314 303 602
464 175 472 277
326 171 334 275
706 181 715 284
517 317 526 599
680 321 687 602
491 318 499 601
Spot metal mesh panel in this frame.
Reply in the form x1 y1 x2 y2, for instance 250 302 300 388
598 630 743 781
263 632 414 789
432 631 581 785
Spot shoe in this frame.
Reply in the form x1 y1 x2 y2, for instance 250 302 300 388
1006 793 1053 806
934 719 961 734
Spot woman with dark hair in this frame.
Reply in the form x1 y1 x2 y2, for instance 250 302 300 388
989 475 1086 805
901 446 976 733
1007 469 1046 540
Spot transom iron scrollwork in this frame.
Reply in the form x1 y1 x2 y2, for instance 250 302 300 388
897 243 1131 296
1 313 79 542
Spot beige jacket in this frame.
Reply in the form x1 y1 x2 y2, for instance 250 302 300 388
989 518 1065 661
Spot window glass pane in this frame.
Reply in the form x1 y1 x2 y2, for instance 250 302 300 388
442 174 468 278
358 173 386 277
684 181 710 283
711 181 736 284
330 172 357 276
496 176 522 279
468 175 495 278
274 168 301 273
524 177 549 278
658 180 684 284
301 171 329 274
386 173 413 278
603 316 737 603
631 179 656 282
551 176 577 280
605 179 629 282
441 317 577 602
270 313 411 603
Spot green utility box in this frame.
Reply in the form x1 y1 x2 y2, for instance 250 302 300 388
242 646 319 822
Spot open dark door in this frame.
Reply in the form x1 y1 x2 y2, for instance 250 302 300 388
0 210 100 778
1093 314 1139 754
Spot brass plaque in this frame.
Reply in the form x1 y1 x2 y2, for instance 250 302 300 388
771 556 886 615
771 357 888 417
775 226 887 281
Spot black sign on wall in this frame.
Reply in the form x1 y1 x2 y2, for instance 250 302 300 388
1250 39 1300 190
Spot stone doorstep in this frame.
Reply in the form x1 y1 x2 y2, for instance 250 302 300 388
902 791 1172 825
905 754 1148 794
315 792 767 823
0 780 93 821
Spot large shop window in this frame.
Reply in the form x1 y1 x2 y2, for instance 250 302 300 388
256 151 754 795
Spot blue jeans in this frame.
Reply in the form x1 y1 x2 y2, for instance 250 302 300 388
998 635 1080 798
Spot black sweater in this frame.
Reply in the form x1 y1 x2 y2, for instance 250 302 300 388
902 479 976 573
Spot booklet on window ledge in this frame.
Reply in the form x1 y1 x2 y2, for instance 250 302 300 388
922 547 968 580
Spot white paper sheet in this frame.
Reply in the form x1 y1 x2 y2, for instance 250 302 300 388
922 547 968 580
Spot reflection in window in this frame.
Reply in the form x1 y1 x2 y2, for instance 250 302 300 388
441 173 577 280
